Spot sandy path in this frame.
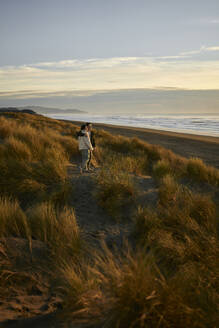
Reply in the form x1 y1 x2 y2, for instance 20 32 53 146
67 164 158 250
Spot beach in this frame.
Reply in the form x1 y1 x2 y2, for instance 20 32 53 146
68 120 219 169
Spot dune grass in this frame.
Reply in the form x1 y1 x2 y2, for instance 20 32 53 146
60 175 218 327
60 128 218 327
0 197 82 262
27 202 82 260
60 239 219 328
132 176 218 326
187 157 219 185
96 129 219 186
0 197 30 239
0 112 218 327
0 114 80 204
0 113 83 265
96 154 136 219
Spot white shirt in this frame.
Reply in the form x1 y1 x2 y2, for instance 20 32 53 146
78 130 93 150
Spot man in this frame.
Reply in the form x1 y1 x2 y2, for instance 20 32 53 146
86 122 96 170
77 124 93 173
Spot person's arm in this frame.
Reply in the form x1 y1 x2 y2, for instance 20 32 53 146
84 133 93 150
91 131 96 148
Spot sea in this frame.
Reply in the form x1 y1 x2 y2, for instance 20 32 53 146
45 113 219 137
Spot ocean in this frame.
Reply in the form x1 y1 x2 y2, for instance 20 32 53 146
45 113 219 137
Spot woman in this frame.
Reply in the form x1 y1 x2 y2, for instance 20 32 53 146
77 124 93 173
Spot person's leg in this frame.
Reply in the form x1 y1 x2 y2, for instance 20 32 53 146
81 149 87 170
87 150 92 169
81 149 89 171
79 150 84 172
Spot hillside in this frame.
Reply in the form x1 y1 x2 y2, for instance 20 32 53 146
19 106 87 114
0 107 37 114
0 106 87 115
0 112 218 328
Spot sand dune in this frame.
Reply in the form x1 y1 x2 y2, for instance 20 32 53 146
68 120 219 168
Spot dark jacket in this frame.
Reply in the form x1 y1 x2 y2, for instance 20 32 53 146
89 131 96 148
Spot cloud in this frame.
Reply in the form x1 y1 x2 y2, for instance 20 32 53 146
206 46 219 51
208 19 219 24
179 45 219 56
185 18 219 25
1 46 219 98
156 45 219 61
0 89 109 99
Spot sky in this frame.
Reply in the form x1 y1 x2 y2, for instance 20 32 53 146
0 0 219 114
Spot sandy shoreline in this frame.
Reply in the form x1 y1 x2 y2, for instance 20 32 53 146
66 120 219 169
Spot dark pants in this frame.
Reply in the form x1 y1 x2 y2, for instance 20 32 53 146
87 149 92 168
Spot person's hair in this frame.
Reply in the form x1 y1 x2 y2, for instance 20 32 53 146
80 124 86 130
86 122 92 127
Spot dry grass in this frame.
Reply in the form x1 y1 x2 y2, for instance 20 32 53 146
152 159 172 179
0 112 218 327
97 129 218 186
158 175 217 233
61 240 219 328
27 202 82 260
0 113 82 263
134 181 218 293
158 174 181 205
187 157 219 186
0 114 80 202
0 196 82 261
96 157 135 219
0 197 30 238
130 175 219 327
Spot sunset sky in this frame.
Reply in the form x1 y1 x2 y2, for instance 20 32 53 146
0 0 219 113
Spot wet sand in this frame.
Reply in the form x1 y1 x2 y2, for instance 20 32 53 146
68 120 219 169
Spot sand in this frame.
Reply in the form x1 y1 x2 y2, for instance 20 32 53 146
69 120 219 169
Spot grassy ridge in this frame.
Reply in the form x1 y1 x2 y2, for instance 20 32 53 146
61 130 218 327
0 114 78 202
0 112 218 327
0 113 83 262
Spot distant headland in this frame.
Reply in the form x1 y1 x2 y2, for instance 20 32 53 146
0 106 87 115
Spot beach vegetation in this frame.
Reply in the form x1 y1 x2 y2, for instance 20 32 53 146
96 158 135 219
60 238 219 328
187 157 219 186
0 196 30 239
27 202 82 260
0 112 218 327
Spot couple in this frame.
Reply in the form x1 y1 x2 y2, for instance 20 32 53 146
77 122 96 173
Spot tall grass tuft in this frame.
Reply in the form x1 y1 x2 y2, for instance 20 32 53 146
61 242 219 328
0 197 30 238
97 161 135 219
158 174 180 206
4 136 32 161
153 159 172 179
187 157 219 186
26 202 82 259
